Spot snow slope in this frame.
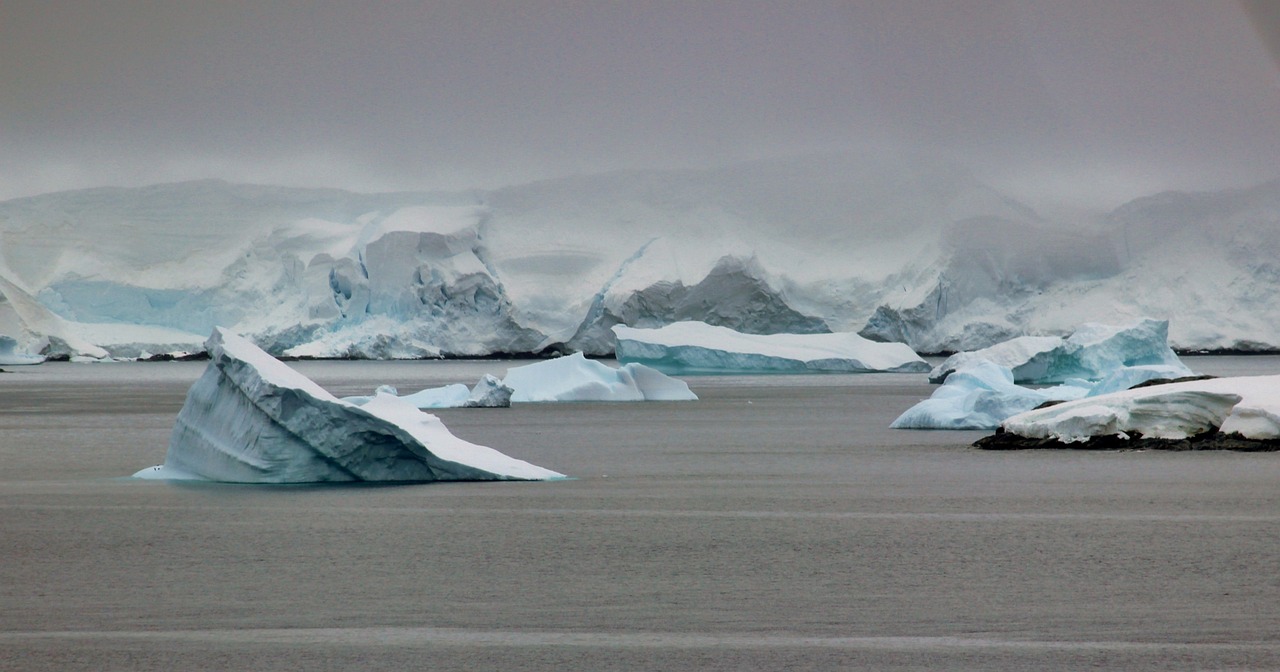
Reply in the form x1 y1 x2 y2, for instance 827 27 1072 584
3 157 1279 358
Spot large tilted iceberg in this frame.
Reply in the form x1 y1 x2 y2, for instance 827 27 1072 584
501 352 697 402
133 328 562 483
976 375 1280 449
929 318 1191 384
612 322 928 374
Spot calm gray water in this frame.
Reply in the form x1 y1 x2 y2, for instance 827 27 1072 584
2 356 1280 670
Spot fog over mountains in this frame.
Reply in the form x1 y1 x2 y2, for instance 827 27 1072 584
1 155 1278 359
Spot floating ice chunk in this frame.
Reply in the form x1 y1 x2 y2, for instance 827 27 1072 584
890 360 1090 430
502 352 696 402
465 374 513 407
612 322 928 374
134 328 562 483
930 318 1191 384
345 376 513 409
0 335 45 365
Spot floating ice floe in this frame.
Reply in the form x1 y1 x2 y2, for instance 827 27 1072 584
890 360 1091 430
343 374 513 409
501 352 697 402
133 328 563 483
929 318 1192 384
0 335 45 365
976 374 1280 450
612 321 928 374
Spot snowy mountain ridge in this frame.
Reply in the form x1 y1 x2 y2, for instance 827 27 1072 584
1 158 1277 359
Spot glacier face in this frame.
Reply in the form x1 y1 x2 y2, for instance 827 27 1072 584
141 327 562 483
614 321 928 374
3 159 1280 360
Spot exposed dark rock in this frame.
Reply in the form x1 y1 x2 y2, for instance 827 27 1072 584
973 428 1280 452
1128 374 1217 389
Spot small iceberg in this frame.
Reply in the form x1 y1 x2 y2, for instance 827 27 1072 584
344 375 514 409
612 322 928 374
502 352 696 402
0 335 45 365
890 360 1091 430
977 374 1280 450
134 328 563 483
929 318 1192 384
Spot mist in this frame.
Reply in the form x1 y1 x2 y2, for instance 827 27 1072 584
2 0 1278 213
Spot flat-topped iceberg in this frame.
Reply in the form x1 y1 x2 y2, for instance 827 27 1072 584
502 352 696 402
929 318 1191 384
976 375 1280 450
134 328 562 483
612 322 928 374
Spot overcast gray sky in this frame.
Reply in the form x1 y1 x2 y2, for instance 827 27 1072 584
2 0 1278 210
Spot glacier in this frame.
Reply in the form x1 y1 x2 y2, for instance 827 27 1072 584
613 321 928 374
134 328 562 483
977 375 1280 449
3 158 1280 360
501 352 696 403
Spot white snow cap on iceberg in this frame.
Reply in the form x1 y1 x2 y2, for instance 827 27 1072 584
135 328 562 483
929 318 1191 384
612 321 928 374
999 375 1280 443
501 352 697 402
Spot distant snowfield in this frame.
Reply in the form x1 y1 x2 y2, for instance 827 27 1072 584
2 155 1278 359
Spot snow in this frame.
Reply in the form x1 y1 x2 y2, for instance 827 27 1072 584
929 318 1192 384
501 352 697 402
999 375 1280 442
135 327 562 483
3 165 1280 360
613 321 928 374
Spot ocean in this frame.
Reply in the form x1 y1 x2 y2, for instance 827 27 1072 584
2 357 1279 670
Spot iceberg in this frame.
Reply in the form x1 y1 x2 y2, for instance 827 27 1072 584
977 375 1280 449
929 318 1191 384
890 360 1091 430
345 375 514 409
501 352 696 402
0 335 44 365
895 320 1198 430
135 328 562 483
612 322 928 374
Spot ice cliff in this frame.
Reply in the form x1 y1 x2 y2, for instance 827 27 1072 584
135 328 562 483
4 157 1280 359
